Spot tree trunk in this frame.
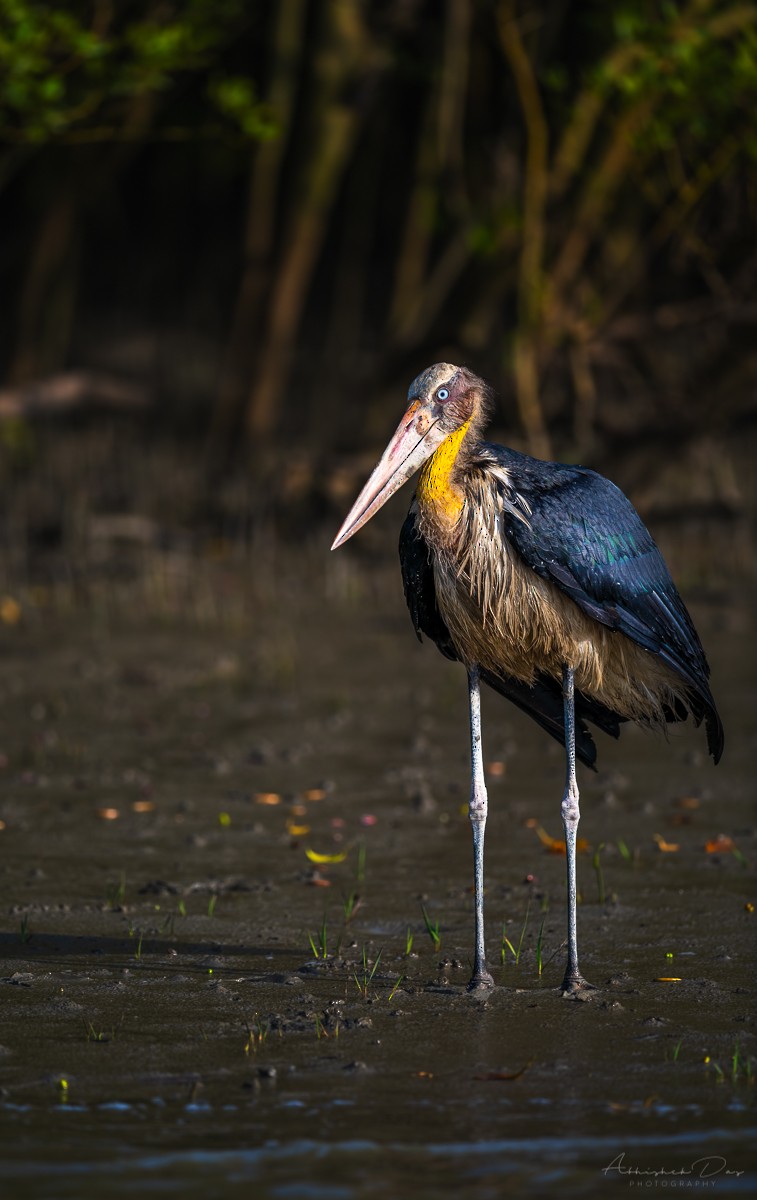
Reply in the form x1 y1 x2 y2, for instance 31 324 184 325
245 0 376 442
211 0 307 450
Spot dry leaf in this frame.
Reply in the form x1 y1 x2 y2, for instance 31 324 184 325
704 835 735 854
674 796 700 809
533 825 589 854
287 822 310 836
653 834 679 853
305 848 347 864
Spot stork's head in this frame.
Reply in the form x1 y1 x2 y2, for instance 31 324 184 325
331 363 489 550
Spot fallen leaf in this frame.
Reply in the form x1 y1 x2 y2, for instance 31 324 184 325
132 800 155 813
486 760 506 777
305 848 347 864
674 795 700 809
704 834 735 854
653 834 679 853
534 825 564 853
302 788 327 802
655 977 682 982
533 825 589 854
287 822 310 836
97 808 120 821
255 792 281 806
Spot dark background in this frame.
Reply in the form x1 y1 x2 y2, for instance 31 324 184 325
1 0 755 589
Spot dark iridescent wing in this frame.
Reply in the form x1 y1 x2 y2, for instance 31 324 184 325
488 446 724 762
399 504 457 662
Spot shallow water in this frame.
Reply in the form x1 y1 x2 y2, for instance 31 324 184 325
0 587 754 1197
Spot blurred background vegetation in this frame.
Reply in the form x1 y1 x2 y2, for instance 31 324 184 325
0 0 755 617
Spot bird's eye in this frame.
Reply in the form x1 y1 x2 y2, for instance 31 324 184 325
437 388 449 401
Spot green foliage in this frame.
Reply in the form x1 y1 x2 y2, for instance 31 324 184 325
1 0 754 454
0 0 272 143
590 2 757 155
209 76 277 141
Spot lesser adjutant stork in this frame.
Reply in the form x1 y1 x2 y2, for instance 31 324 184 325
332 364 723 995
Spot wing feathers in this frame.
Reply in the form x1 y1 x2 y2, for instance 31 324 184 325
400 506 620 770
486 446 723 762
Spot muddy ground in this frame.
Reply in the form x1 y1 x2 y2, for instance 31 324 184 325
0 570 754 1198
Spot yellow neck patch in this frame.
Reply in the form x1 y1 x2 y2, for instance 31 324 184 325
417 418 471 524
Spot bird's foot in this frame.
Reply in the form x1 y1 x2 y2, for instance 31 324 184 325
560 971 596 1000
467 969 495 992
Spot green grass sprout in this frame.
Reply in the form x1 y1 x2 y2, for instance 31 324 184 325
421 905 441 950
353 945 382 998
536 916 546 976
308 915 328 959
388 975 404 1002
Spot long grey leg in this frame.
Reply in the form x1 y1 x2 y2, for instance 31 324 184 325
468 665 494 991
561 664 590 993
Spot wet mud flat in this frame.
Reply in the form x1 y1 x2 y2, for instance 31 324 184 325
0 587 754 1198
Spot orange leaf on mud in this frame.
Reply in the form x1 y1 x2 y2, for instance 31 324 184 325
255 792 281 806
704 835 735 854
674 796 700 809
533 825 589 854
287 822 310 836
534 825 564 852
97 807 120 820
653 834 679 852
302 788 327 802
132 800 155 813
